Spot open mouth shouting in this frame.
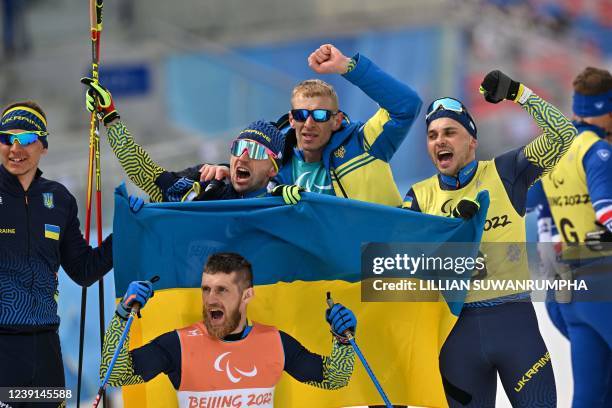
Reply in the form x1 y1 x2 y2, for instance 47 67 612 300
232 165 254 190
204 302 242 339
206 305 226 327
235 166 251 181
436 149 454 169
207 306 225 325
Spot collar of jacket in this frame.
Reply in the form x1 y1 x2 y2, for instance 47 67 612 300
0 164 43 195
573 121 608 139
438 160 478 190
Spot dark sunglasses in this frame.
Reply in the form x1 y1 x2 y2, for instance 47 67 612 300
290 109 338 123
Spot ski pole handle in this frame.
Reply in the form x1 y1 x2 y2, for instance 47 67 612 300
326 291 334 308
326 291 354 340
131 302 141 316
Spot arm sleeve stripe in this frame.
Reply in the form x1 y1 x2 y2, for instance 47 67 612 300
107 122 166 202
521 93 577 174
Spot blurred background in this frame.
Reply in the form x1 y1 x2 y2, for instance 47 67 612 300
1 0 610 406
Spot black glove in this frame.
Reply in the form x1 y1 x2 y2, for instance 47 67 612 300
201 179 227 200
585 222 612 251
479 70 522 104
452 198 480 220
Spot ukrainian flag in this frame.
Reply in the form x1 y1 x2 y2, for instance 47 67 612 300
44 224 60 240
112 184 488 407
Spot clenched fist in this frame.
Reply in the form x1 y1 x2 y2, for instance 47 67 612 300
308 44 352 75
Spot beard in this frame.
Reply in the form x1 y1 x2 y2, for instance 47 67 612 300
203 302 242 339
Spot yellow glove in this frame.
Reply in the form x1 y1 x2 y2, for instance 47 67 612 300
272 185 304 205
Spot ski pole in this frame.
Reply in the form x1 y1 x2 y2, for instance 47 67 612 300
78 1 105 406
92 276 159 408
91 303 138 408
327 292 392 408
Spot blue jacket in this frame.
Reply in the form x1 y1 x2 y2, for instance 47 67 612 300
0 165 113 333
276 54 422 207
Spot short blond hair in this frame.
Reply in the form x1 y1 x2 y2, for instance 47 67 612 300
291 79 339 109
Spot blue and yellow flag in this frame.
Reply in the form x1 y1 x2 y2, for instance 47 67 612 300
112 184 489 407
44 224 60 240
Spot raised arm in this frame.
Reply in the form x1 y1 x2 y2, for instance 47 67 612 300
480 70 578 214
82 78 166 202
520 92 577 174
480 70 577 178
106 121 166 202
308 44 422 162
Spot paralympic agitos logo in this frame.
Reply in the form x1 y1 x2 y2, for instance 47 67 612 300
441 199 456 217
214 352 258 383
441 199 512 231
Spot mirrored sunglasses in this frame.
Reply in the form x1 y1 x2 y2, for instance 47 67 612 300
290 109 337 123
425 98 465 121
230 139 277 161
0 131 48 146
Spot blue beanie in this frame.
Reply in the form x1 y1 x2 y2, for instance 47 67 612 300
425 99 477 139
236 120 285 167
0 105 49 148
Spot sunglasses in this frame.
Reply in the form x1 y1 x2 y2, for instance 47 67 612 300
290 109 338 123
425 98 466 121
0 131 48 146
230 139 277 161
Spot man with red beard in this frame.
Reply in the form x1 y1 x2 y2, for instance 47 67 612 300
100 253 357 406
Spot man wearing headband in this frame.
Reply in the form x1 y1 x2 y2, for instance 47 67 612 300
80 80 301 204
0 101 114 399
403 71 578 407
539 66 612 407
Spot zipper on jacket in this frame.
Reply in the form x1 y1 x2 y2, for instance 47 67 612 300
24 190 36 299
24 192 30 257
